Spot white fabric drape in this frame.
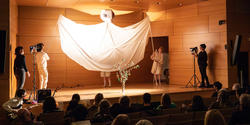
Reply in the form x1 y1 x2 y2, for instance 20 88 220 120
57 15 150 71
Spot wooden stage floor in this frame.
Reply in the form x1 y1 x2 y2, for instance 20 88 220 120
52 83 215 103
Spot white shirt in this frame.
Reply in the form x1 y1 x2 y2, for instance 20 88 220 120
2 97 23 113
36 52 50 68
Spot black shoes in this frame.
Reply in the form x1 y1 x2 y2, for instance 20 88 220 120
199 83 212 88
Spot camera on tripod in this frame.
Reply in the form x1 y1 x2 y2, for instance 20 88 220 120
190 47 198 53
29 43 42 53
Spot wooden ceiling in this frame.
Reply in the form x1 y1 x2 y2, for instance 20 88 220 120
17 0 205 14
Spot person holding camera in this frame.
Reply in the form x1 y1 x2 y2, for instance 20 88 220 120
194 44 210 88
35 43 50 89
14 46 30 90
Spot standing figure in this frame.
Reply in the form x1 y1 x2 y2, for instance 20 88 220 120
14 46 30 90
35 43 50 89
101 71 111 87
151 47 163 86
194 44 210 88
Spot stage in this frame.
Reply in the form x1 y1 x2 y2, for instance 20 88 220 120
51 83 215 103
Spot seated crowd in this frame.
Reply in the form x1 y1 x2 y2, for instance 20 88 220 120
2 81 250 125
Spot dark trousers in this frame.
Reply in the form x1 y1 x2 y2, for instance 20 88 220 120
199 66 209 86
14 68 26 89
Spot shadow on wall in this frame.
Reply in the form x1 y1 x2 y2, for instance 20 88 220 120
208 45 217 83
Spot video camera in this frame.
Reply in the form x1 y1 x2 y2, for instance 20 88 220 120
190 47 198 53
29 43 43 53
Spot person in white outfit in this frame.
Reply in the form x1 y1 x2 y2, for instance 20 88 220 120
151 47 163 86
100 71 111 87
35 43 50 89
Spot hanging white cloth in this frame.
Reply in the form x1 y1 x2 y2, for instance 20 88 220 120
57 15 150 71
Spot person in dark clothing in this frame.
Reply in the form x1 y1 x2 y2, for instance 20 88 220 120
229 94 250 125
92 99 113 124
142 93 153 111
88 93 104 119
66 93 80 112
119 96 132 114
190 95 207 111
211 81 223 98
14 46 30 89
194 44 210 88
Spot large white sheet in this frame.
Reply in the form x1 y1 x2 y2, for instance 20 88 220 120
57 15 150 71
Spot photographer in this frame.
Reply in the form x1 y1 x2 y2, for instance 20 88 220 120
35 43 50 89
194 44 210 88
14 46 30 90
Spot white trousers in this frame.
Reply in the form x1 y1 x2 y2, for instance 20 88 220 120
38 67 48 89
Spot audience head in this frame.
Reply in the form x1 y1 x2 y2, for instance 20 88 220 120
95 93 104 105
43 96 57 113
217 89 230 106
213 81 222 91
71 104 88 122
191 95 205 110
136 119 153 125
98 99 111 114
161 93 171 107
204 109 226 125
239 94 250 112
71 93 80 103
36 43 44 52
15 46 24 55
110 103 120 117
143 93 151 104
119 96 130 108
17 108 33 123
111 114 130 125
16 89 26 98
232 83 240 91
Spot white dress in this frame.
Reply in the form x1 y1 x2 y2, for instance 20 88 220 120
151 51 163 75
100 71 111 77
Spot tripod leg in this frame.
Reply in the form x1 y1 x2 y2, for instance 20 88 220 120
186 75 195 88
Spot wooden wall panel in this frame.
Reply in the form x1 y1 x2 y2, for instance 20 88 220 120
182 33 225 52
173 16 209 35
169 69 193 85
9 0 18 98
166 4 198 19
198 0 226 16
150 20 173 37
169 35 183 52
19 6 65 19
209 14 226 32
169 52 193 69
19 19 59 36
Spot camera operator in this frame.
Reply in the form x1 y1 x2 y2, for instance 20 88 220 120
194 44 210 88
14 46 30 90
35 43 50 89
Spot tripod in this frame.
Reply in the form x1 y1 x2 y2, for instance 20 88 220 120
186 55 200 88
29 52 37 102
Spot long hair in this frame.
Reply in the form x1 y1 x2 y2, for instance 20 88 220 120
161 93 171 107
191 95 206 111
43 96 57 113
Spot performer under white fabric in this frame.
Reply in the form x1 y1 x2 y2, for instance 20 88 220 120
57 12 150 72
35 43 50 89
151 47 163 86
100 72 111 87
